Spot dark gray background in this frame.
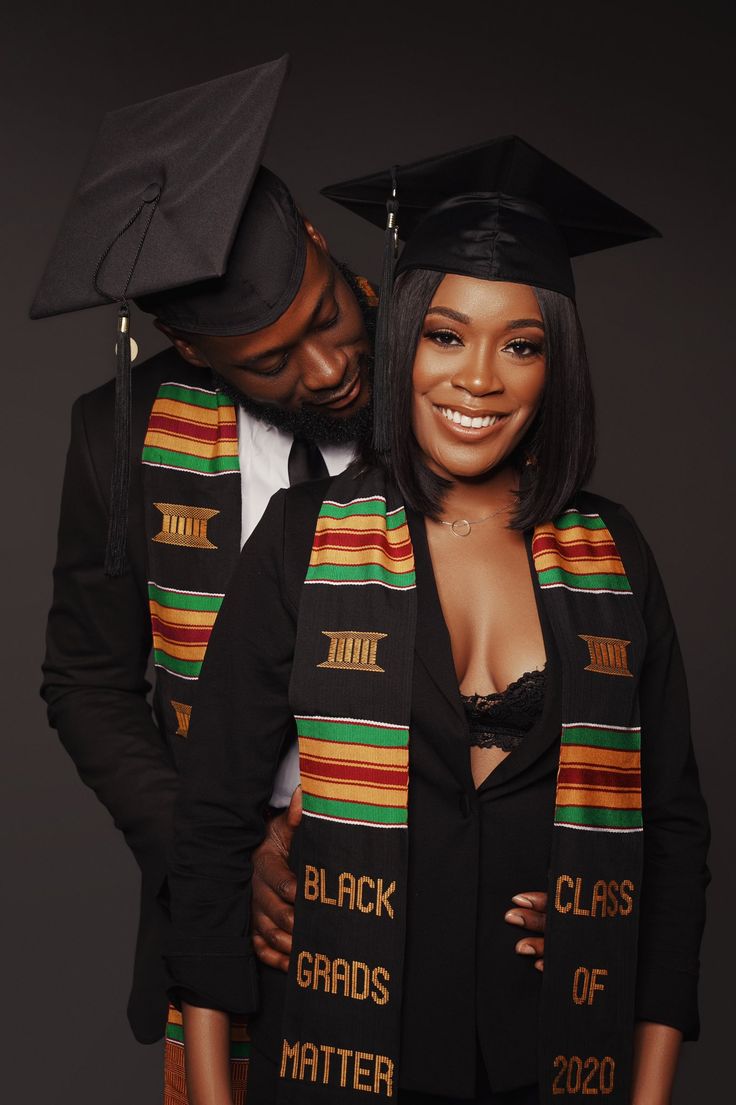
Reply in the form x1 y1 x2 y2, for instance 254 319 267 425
3 1 733 1101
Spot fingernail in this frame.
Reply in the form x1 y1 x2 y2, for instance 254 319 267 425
534 960 544 972
505 911 524 926
512 895 533 908
518 943 536 955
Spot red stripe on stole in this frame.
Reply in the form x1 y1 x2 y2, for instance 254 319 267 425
299 755 408 788
532 535 619 560
150 617 213 645
148 413 238 443
313 532 412 558
557 766 641 790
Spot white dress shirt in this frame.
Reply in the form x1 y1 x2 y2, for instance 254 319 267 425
237 407 354 808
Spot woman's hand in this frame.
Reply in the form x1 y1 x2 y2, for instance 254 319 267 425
504 890 547 970
181 1003 234 1105
251 786 302 971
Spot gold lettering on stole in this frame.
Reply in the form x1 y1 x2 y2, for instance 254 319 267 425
572 967 608 1005
354 1052 373 1092
280 1039 299 1079
555 875 636 917
300 1042 319 1082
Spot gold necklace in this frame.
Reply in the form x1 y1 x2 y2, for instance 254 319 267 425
437 502 509 537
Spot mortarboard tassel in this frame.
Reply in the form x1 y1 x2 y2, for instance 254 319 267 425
371 167 399 456
105 302 132 577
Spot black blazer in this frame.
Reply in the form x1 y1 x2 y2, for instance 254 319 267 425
41 348 219 1042
166 477 709 1098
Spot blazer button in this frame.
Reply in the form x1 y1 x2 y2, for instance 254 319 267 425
459 792 472 819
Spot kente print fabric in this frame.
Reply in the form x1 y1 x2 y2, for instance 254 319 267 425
532 509 645 1104
284 480 417 1103
284 480 645 1104
141 379 247 1103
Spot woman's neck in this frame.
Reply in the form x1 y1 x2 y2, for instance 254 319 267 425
438 464 519 522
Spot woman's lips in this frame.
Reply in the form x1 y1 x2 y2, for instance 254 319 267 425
432 402 511 437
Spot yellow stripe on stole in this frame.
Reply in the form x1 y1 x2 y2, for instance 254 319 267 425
301 776 407 807
558 747 641 771
148 398 237 425
148 602 218 628
315 516 411 539
555 788 642 809
143 430 238 459
298 736 408 767
151 637 207 661
533 553 627 575
309 548 415 570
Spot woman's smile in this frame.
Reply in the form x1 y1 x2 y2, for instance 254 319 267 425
432 401 512 437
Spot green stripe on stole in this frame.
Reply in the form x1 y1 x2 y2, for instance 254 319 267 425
286 470 645 1104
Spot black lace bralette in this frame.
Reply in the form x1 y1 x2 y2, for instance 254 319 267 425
460 665 547 752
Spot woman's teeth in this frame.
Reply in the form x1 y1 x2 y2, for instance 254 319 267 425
438 406 500 429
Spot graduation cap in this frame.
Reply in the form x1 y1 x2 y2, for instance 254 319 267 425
31 56 302 575
321 135 661 451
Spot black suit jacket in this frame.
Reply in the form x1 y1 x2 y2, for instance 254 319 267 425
41 348 221 1042
166 477 709 1097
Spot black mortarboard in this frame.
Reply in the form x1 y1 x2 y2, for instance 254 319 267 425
321 135 660 300
31 57 302 575
321 135 661 450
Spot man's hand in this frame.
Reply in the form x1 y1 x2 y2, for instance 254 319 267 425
504 890 547 970
251 786 302 972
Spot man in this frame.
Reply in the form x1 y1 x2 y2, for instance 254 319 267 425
34 57 546 1099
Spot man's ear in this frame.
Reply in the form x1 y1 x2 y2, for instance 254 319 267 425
154 319 211 368
302 216 329 255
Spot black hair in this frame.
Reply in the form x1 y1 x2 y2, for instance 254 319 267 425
361 267 596 531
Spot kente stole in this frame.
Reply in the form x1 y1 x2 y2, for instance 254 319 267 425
141 378 248 1104
142 275 379 1105
282 466 645 1104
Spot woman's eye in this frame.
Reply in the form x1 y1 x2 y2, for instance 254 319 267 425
504 338 543 358
424 328 462 347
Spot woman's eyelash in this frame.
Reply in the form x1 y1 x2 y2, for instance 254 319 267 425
424 328 462 344
504 338 544 355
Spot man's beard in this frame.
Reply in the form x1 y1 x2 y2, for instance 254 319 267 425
213 354 374 446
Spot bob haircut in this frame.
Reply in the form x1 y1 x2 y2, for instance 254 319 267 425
362 267 596 531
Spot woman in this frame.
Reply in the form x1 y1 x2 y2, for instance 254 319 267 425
166 137 709 1105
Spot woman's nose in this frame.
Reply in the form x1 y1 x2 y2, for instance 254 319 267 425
451 350 503 395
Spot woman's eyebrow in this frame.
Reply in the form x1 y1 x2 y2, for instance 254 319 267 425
426 306 471 324
426 307 545 331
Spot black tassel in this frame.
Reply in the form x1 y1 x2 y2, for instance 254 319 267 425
371 167 399 456
105 302 132 576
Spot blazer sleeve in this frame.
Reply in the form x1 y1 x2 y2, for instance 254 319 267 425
164 487 297 1014
41 393 179 877
624 511 711 1039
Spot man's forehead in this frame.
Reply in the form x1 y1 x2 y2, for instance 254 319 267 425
239 253 335 359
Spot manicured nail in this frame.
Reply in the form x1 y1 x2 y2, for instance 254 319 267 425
512 895 534 908
505 911 524 926
518 943 536 955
